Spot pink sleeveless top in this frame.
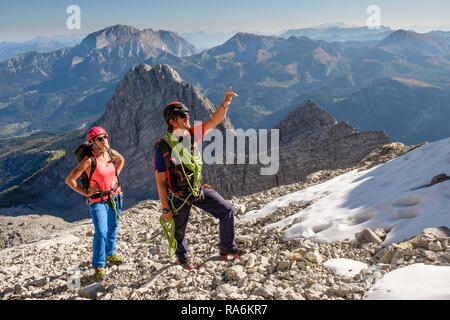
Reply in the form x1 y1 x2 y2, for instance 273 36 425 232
88 152 120 202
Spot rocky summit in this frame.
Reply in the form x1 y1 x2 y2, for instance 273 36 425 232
0 142 448 300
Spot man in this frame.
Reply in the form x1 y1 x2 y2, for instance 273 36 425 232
153 88 240 270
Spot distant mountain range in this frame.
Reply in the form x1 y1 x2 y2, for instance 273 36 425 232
1 24 450 144
0 35 85 62
181 25 393 50
148 29 450 144
279 25 393 42
0 25 196 136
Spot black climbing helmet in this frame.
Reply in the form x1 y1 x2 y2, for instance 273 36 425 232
163 101 189 124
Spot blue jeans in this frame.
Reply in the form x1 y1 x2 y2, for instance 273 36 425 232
88 197 122 268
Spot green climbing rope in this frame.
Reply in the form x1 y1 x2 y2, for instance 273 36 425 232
163 131 203 213
159 215 177 256
109 193 122 222
167 192 194 214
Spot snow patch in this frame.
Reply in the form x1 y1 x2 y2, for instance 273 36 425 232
364 264 450 300
323 258 368 277
241 137 450 244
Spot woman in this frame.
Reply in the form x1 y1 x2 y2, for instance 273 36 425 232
65 126 125 281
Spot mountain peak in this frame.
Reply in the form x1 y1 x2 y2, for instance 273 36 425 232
87 24 140 37
128 63 184 84
233 32 256 38
380 29 436 45
285 35 315 43
227 32 263 44
212 32 279 54
379 29 447 54
384 29 418 39
230 32 277 41
276 100 337 144
79 24 140 51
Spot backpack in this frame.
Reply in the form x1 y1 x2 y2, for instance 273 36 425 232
74 142 96 192
152 132 200 194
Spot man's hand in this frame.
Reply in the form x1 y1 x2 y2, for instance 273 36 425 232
221 87 238 109
161 210 173 221
204 87 238 134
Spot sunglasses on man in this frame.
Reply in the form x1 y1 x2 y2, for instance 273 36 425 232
175 110 189 119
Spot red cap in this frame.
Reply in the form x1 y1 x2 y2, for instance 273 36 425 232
87 126 107 142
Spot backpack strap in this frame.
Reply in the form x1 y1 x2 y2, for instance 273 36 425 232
107 149 121 190
80 156 97 205
88 156 96 182
80 156 96 192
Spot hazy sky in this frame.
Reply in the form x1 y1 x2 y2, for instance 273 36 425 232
1 0 450 41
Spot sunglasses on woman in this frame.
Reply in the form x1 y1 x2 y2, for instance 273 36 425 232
95 135 109 142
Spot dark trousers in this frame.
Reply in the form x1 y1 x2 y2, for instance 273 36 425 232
172 188 237 259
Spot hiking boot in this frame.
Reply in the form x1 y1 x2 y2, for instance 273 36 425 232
219 248 242 261
178 256 195 270
94 267 106 281
106 254 123 265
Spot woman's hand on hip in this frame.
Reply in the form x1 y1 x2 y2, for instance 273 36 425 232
85 187 100 198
